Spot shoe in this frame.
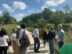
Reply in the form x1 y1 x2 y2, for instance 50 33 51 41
36 51 40 53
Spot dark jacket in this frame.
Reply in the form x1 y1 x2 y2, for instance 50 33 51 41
48 30 56 40
43 31 47 40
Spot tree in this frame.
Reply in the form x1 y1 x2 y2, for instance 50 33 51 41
2 11 17 24
0 16 5 24
64 4 70 13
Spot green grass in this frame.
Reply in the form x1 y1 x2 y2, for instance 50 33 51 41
1 24 17 36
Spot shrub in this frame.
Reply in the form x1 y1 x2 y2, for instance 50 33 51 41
62 24 70 32
46 24 55 29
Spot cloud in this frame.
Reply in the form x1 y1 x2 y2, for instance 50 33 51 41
42 0 65 9
2 4 14 12
0 11 3 15
41 5 48 10
2 1 27 13
51 9 56 12
14 13 24 21
13 1 27 10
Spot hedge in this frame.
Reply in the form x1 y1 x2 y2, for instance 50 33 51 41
62 24 70 32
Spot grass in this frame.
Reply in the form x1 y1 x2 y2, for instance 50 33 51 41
1 24 17 36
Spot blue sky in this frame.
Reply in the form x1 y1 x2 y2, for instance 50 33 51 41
0 0 72 21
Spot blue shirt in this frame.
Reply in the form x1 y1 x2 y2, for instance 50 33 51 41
58 29 65 42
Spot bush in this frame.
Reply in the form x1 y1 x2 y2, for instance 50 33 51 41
1 24 17 36
46 24 55 29
62 24 70 32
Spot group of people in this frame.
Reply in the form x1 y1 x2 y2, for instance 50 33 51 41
0 23 65 54
41 25 65 54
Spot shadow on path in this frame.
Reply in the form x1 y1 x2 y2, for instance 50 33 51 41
8 52 13 54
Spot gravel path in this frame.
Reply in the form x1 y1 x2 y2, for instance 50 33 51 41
8 36 50 54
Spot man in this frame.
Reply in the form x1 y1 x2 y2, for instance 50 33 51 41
16 23 30 54
48 26 56 54
33 25 40 53
58 24 65 49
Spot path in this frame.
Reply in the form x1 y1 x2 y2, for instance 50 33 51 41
8 35 50 54
8 43 50 54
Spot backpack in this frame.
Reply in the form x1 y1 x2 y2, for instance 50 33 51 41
19 30 30 47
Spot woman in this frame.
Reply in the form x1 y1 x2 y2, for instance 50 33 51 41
10 29 18 54
42 28 48 47
0 29 10 54
16 23 30 54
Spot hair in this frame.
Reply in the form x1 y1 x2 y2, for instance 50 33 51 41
34 24 38 28
0 29 7 37
12 29 16 33
20 22 27 29
58 24 62 29
50 26 54 30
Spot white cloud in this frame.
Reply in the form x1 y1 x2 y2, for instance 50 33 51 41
13 1 27 10
2 1 27 13
41 5 48 10
0 11 3 15
51 9 56 12
42 0 65 9
2 4 14 12
14 13 24 21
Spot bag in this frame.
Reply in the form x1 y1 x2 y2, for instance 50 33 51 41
19 30 30 47
8 39 11 46
7 38 11 46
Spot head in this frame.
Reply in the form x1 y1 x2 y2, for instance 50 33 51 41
20 23 27 29
43 27 47 32
34 25 38 28
0 29 7 37
58 24 62 30
12 29 16 33
49 26 54 30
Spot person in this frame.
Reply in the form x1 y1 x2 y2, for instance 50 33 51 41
48 26 56 54
58 24 65 49
33 25 40 53
10 29 18 54
16 23 30 54
0 29 10 54
42 28 47 47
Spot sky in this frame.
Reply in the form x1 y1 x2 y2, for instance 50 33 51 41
0 0 72 21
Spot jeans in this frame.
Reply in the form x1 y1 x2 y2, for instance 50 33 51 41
19 46 28 54
34 38 40 52
49 39 54 54
43 39 47 47
58 41 64 49
0 46 8 54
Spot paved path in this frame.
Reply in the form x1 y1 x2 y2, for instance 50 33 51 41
8 35 50 54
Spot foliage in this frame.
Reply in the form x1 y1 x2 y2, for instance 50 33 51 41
0 12 17 24
62 24 70 31
22 8 72 28
1 24 17 36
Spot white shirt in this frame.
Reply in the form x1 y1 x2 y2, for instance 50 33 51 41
18 28 29 46
0 35 8 47
10 33 16 41
33 28 39 38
